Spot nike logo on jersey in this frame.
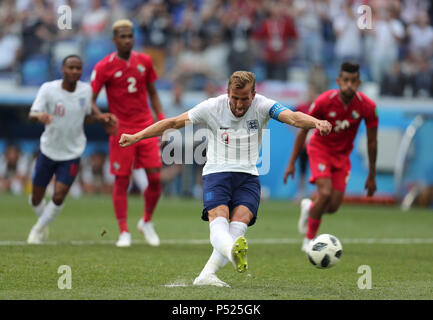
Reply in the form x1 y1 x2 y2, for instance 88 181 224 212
114 71 122 78
328 111 336 117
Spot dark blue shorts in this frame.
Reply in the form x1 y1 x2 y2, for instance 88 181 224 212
202 172 261 226
32 151 80 187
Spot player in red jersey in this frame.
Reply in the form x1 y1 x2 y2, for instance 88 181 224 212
90 19 165 247
283 62 378 251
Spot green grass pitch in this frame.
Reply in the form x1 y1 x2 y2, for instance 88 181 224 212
1 193 432 300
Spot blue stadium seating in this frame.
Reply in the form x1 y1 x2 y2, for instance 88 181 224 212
132 22 145 48
82 141 108 157
0 139 6 153
21 54 50 86
82 36 114 81
17 139 39 155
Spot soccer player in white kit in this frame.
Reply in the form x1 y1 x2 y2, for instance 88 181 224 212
119 71 332 287
27 55 115 244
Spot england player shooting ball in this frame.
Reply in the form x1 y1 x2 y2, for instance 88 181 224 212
119 71 331 287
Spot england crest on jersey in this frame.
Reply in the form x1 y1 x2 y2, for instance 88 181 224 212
79 97 86 108
247 119 259 133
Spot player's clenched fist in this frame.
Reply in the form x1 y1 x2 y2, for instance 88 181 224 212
119 133 138 147
36 112 53 125
315 120 332 136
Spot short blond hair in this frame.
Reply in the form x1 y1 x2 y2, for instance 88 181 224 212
228 71 256 92
112 19 133 35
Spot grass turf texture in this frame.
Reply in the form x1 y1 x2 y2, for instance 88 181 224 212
0 193 432 300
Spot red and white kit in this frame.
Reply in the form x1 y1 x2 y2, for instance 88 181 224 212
306 89 378 192
91 51 162 176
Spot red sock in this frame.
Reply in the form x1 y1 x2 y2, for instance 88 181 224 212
113 175 129 233
143 171 162 222
306 216 321 240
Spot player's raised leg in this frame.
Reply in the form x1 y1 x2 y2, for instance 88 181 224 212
28 157 79 244
29 185 49 241
27 152 61 244
28 181 70 244
298 198 313 235
208 205 249 272
195 174 257 283
323 190 344 215
27 152 54 244
208 206 236 261
194 215 249 287
137 168 161 246
322 166 347 215
301 171 346 251
229 205 252 273
29 185 47 217
302 178 333 252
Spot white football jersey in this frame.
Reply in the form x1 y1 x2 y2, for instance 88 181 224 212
188 93 276 176
30 80 92 161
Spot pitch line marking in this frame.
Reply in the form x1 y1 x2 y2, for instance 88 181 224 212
1 238 433 246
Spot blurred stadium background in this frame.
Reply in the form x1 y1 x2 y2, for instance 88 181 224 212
1 0 433 210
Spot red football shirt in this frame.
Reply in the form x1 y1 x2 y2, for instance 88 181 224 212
308 89 378 155
91 51 158 129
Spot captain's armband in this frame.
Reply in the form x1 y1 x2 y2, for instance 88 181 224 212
269 102 289 121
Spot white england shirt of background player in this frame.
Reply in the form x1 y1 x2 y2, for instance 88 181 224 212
30 80 92 161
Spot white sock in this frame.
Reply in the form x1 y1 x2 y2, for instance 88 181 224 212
229 221 248 239
209 217 234 262
199 221 249 276
199 249 227 277
35 200 64 230
29 196 46 217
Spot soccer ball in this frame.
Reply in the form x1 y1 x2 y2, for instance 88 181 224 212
306 234 343 269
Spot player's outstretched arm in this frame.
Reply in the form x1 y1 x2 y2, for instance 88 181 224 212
277 109 332 136
283 128 308 184
365 126 378 196
119 111 191 147
91 92 118 135
85 112 117 125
